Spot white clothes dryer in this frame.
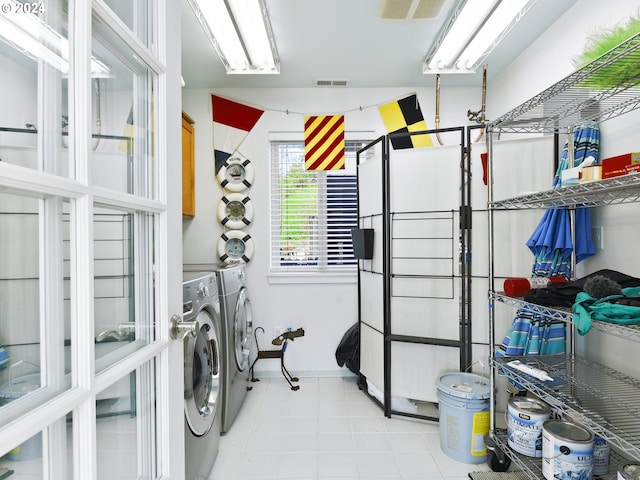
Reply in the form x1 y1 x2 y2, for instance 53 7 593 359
215 263 253 433
182 271 223 479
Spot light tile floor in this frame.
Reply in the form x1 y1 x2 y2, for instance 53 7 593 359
209 376 493 480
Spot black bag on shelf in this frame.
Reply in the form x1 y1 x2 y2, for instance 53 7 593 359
524 269 640 308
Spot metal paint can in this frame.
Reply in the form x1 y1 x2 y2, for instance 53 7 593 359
618 463 640 480
542 420 593 480
507 397 550 457
593 434 610 476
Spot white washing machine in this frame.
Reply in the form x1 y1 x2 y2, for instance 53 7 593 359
182 271 223 480
215 263 253 433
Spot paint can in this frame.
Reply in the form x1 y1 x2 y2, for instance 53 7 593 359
542 420 593 480
618 464 640 480
506 397 550 457
593 434 610 476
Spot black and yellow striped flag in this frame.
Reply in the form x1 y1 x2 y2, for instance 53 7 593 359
304 115 345 170
378 94 433 149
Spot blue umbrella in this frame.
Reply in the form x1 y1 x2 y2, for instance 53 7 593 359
529 122 599 278
553 121 600 188
527 207 573 279
497 305 566 357
500 123 599 375
497 305 566 390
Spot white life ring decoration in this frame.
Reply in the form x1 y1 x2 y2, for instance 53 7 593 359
217 194 254 229
217 230 254 264
216 156 254 192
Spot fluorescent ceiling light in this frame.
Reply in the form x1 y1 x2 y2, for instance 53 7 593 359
0 7 69 72
0 1 110 76
423 0 536 74
188 0 280 74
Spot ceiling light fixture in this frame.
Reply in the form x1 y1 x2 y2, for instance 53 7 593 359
188 0 280 74
423 0 537 74
0 1 110 77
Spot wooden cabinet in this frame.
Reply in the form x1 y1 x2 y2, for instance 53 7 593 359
182 111 195 217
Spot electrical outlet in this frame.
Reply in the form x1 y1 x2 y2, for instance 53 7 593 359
592 226 604 250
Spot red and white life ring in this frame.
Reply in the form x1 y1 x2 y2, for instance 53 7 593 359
217 230 254 264
216 157 254 192
216 193 254 229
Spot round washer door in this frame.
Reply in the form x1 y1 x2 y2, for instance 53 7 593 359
184 308 221 436
233 287 253 371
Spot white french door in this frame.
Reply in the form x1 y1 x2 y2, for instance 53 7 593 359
0 0 184 478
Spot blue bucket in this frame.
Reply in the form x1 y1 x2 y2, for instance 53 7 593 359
437 372 491 464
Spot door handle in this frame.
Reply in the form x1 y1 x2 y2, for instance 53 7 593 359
170 314 199 340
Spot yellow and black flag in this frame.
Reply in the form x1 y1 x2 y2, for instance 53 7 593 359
378 94 433 150
304 115 345 170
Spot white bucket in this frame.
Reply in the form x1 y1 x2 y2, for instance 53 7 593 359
506 397 550 457
436 372 490 464
542 420 593 480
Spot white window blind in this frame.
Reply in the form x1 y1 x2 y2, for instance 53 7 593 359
270 140 371 273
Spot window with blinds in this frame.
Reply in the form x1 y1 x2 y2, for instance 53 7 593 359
270 140 371 273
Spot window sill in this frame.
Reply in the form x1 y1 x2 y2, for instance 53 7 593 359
268 271 357 285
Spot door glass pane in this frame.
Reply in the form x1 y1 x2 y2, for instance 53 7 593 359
0 0 70 177
1 430 45 476
94 205 154 369
96 360 156 479
0 417 72 478
91 14 155 198
102 0 155 49
0 190 71 420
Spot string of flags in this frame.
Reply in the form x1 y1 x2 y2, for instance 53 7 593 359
210 92 433 172
209 92 434 264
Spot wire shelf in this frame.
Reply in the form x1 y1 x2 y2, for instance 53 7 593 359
489 33 640 133
490 173 640 209
492 355 640 460
491 292 640 342
491 429 631 479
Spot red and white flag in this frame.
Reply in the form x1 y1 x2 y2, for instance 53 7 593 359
212 95 264 173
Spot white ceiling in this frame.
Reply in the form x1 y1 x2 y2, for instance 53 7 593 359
180 0 577 90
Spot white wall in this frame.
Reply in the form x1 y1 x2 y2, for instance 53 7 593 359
181 87 481 376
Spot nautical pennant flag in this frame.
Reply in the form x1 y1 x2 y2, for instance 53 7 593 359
212 95 264 173
304 115 345 170
378 94 433 150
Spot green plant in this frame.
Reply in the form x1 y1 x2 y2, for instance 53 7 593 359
573 15 640 89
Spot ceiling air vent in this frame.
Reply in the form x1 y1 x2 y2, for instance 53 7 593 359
315 79 350 87
378 0 446 20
